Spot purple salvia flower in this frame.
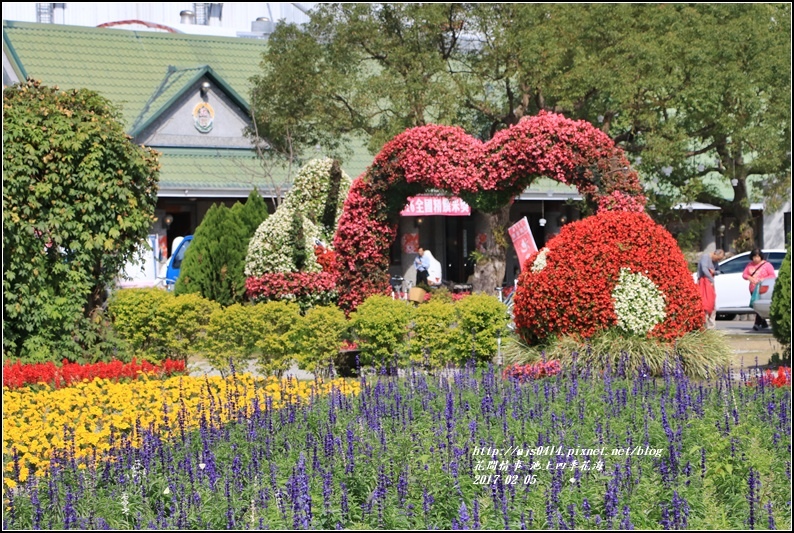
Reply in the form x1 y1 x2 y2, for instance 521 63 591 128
747 467 758 530
766 501 775 530
457 501 471 529
340 481 349 518
620 505 633 530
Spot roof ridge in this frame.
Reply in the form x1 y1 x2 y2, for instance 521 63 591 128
3 19 268 46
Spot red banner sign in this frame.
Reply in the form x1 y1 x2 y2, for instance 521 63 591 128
508 217 538 271
400 195 471 216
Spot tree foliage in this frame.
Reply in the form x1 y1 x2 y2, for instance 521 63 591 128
770 248 791 350
252 3 790 250
176 192 268 306
3 79 159 362
174 204 249 306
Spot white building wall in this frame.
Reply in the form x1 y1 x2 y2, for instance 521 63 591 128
764 199 792 249
2 3 314 34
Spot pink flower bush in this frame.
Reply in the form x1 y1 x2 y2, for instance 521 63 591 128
503 360 562 382
334 112 647 312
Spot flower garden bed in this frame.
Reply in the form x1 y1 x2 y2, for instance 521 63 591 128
3 359 790 530
2 359 186 389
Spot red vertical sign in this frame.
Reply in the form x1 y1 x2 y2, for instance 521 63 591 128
508 217 538 271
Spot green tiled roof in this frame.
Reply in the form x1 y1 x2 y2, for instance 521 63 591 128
3 20 266 127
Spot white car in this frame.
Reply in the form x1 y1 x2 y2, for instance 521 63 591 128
693 249 787 319
752 277 776 320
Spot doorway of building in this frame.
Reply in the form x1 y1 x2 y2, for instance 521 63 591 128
166 212 193 257
445 216 476 283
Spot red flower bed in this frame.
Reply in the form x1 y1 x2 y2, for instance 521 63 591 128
513 211 703 343
2 358 186 390
503 360 562 382
333 111 646 313
750 366 792 388
246 271 338 304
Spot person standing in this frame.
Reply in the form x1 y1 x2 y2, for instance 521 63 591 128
414 247 429 286
697 249 725 329
743 248 776 331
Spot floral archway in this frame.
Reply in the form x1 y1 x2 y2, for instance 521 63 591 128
333 111 647 312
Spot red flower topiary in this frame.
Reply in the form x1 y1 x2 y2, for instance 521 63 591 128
333 112 647 313
513 211 703 343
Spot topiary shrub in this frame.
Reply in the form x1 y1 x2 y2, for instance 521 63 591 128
294 305 349 376
514 211 703 345
408 299 458 368
770 248 791 353
175 204 249 306
253 300 303 377
246 158 351 276
152 293 220 364
201 303 264 375
450 294 510 366
512 211 728 377
107 288 173 361
350 295 414 369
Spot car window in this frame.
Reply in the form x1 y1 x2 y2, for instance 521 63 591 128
172 240 190 270
767 252 786 270
718 256 746 274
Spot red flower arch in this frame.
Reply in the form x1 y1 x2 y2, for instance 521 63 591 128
333 111 647 312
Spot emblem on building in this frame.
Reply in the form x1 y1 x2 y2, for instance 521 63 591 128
192 102 214 133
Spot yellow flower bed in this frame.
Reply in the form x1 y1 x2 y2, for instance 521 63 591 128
3 374 360 486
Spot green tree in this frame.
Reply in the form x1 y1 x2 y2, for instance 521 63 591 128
252 4 789 262
174 203 248 306
770 248 791 354
232 189 269 238
470 4 791 250
3 79 159 362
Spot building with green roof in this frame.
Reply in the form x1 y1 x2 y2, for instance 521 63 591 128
2 19 377 250
4 19 593 285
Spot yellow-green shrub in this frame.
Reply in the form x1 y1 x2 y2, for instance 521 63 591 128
408 299 458 368
294 305 349 376
254 301 303 377
152 293 220 363
350 295 414 368
201 303 262 375
107 288 173 361
450 294 509 366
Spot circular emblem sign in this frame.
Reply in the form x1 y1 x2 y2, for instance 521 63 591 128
192 102 214 133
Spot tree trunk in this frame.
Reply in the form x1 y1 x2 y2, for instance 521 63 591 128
471 204 511 294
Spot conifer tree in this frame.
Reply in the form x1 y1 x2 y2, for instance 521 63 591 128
235 190 269 237
175 204 248 306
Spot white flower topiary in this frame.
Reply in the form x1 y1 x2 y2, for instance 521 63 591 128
245 158 351 277
531 247 550 273
611 268 667 336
